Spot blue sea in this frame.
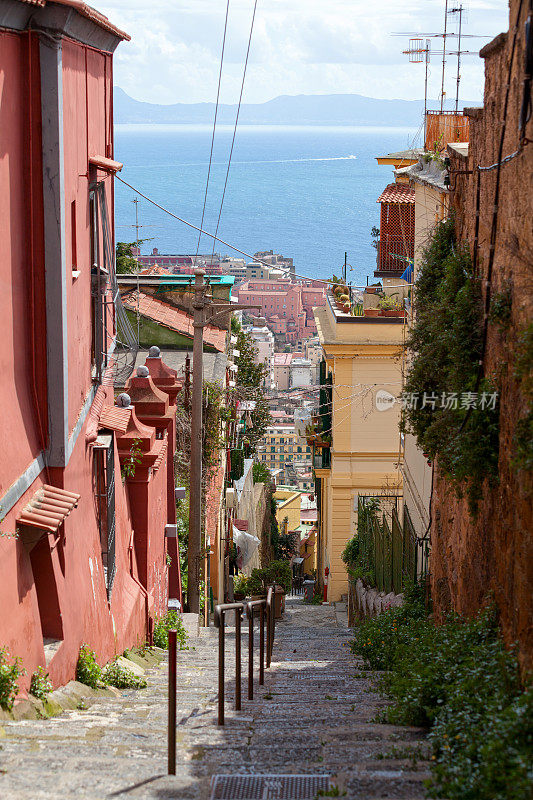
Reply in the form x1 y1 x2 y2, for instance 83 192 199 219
114 124 420 287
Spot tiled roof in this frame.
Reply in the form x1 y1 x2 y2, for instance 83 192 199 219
122 291 226 352
377 183 415 204
21 0 130 39
99 406 131 434
18 485 80 533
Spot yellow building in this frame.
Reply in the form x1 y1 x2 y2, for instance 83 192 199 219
274 489 302 534
258 424 312 483
313 294 404 602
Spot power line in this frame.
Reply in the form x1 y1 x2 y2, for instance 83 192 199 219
195 0 231 259
211 0 258 259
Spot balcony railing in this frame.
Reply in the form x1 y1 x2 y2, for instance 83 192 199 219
377 236 413 274
425 110 469 151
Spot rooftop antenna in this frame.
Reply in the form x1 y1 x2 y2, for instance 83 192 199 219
450 4 465 112
396 1 486 126
440 0 449 112
403 38 431 140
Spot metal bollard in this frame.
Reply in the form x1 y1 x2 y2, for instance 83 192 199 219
168 629 177 775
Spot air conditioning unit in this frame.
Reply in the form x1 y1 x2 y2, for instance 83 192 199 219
226 488 236 508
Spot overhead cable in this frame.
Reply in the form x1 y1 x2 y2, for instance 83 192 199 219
211 0 258 258
195 0 231 258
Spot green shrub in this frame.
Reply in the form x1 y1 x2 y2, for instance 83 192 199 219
0 647 25 711
102 660 147 690
233 574 249 597
247 561 292 595
350 589 428 671
29 666 53 700
402 218 500 513
153 612 189 650
76 644 102 689
264 560 292 594
350 600 531 799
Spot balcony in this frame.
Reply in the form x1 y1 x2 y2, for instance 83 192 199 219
313 446 331 472
425 110 469 151
327 286 407 324
376 236 413 277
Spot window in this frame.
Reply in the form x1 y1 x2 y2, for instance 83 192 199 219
94 432 116 599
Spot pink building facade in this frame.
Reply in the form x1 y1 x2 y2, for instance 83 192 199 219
236 279 325 342
0 1 180 695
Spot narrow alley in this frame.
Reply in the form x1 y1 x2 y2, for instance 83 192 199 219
0 599 428 800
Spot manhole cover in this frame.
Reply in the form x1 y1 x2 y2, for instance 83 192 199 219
210 774 330 799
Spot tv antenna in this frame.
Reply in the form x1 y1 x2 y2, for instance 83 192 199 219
395 1 490 120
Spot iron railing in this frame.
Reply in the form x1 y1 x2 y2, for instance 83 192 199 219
214 586 275 726
377 236 414 274
357 496 427 594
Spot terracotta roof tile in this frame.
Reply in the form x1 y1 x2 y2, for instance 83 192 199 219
377 183 415 204
18 485 81 533
122 291 226 352
99 406 132 434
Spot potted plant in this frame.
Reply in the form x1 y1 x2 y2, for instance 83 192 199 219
233 574 248 601
365 283 382 295
378 296 405 317
247 568 267 600
364 308 380 317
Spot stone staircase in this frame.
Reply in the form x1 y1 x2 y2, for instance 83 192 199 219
0 598 430 799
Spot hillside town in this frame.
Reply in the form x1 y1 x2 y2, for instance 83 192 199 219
0 0 531 799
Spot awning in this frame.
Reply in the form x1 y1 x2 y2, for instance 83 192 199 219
17 485 80 533
89 155 123 173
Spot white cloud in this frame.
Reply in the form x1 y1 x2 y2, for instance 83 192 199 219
98 0 509 104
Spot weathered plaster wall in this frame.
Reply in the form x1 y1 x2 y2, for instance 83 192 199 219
432 1 533 670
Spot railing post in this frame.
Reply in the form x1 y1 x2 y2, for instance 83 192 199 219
248 605 254 700
235 607 241 711
266 595 271 669
168 629 177 774
259 604 265 685
218 610 225 726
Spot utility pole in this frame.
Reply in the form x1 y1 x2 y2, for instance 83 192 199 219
188 269 206 614
187 271 261 616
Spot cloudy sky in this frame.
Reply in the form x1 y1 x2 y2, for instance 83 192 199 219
100 0 509 105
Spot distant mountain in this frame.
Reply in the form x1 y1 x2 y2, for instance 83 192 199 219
114 88 477 127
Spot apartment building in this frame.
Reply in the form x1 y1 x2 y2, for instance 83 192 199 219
313 290 405 602
257 424 313 485
236 279 326 342
246 323 275 389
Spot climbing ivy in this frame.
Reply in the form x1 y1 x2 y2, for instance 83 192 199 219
402 218 500 512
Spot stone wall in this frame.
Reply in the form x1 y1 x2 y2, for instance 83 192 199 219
432 0 533 670
348 578 404 626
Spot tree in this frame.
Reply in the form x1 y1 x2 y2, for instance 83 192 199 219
116 241 139 274
235 327 272 447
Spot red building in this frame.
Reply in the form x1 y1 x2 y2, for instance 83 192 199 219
375 183 415 277
236 279 325 342
0 0 180 694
